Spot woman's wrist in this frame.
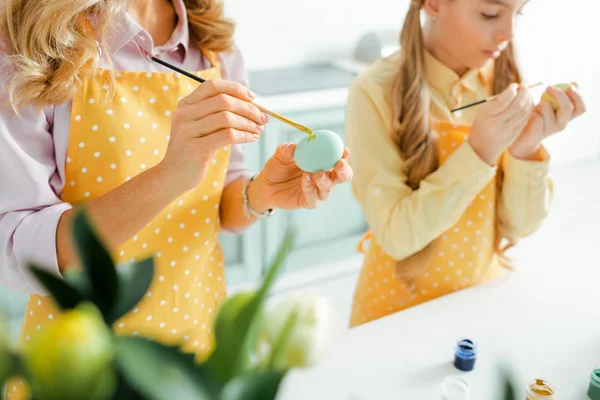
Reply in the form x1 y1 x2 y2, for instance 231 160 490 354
152 161 190 199
247 173 274 214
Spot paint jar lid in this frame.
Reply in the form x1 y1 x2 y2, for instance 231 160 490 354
591 367 600 386
441 375 470 400
589 366 600 400
455 339 478 358
526 379 555 400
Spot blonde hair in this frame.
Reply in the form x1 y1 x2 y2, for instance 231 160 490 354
390 0 522 281
0 0 235 111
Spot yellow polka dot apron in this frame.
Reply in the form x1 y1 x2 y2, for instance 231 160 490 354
350 119 503 328
7 50 228 399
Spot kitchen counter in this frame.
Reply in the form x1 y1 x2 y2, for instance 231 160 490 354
278 261 600 399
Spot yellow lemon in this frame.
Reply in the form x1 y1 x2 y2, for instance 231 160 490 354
23 302 117 400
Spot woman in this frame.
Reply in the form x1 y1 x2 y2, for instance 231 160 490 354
0 0 352 396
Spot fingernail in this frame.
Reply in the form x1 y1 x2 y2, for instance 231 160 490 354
256 124 264 132
260 113 269 123
247 90 256 99
306 175 311 182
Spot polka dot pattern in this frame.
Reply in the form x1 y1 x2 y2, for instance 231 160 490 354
350 120 502 328
8 52 227 400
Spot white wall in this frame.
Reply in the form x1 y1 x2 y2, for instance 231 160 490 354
226 0 599 166
514 0 600 166
225 0 407 69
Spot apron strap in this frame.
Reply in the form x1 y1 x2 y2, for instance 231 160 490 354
357 231 373 253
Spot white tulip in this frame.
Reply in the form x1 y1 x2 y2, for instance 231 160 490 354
260 293 331 369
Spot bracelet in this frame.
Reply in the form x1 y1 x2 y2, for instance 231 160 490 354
242 175 275 220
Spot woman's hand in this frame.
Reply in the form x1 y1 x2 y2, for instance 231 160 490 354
247 143 353 212
157 80 269 192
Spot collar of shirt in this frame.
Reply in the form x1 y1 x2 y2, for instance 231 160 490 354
424 49 494 108
105 0 190 60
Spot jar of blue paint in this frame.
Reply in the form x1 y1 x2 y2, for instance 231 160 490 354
588 366 600 400
453 339 477 372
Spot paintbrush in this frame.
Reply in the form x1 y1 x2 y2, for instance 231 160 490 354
450 82 543 113
150 56 313 135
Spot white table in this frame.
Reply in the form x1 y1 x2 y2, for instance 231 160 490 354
277 261 600 399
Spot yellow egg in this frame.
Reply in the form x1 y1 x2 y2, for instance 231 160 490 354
540 83 572 110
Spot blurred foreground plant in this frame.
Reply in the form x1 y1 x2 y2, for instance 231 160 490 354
1 208 328 400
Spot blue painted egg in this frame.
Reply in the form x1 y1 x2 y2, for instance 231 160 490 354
293 130 344 173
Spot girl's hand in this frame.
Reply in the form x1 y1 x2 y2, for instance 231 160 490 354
468 83 534 166
509 84 587 160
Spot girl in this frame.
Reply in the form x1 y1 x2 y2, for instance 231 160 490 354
346 0 586 327
0 0 352 396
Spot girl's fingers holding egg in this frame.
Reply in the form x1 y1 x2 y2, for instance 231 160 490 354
537 101 556 134
566 85 587 118
550 87 574 130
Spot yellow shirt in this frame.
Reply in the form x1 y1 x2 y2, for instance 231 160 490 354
346 50 554 262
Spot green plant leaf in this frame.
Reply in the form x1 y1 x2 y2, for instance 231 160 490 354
64 269 93 298
0 352 23 389
28 265 86 310
266 308 299 370
106 258 154 325
111 374 145 400
207 231 294 385
257 231 295 301
8 351 26 378
72 209 118 321
497 367 516 400
115 336 217 400
220 371 286 400
502 376 515 400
